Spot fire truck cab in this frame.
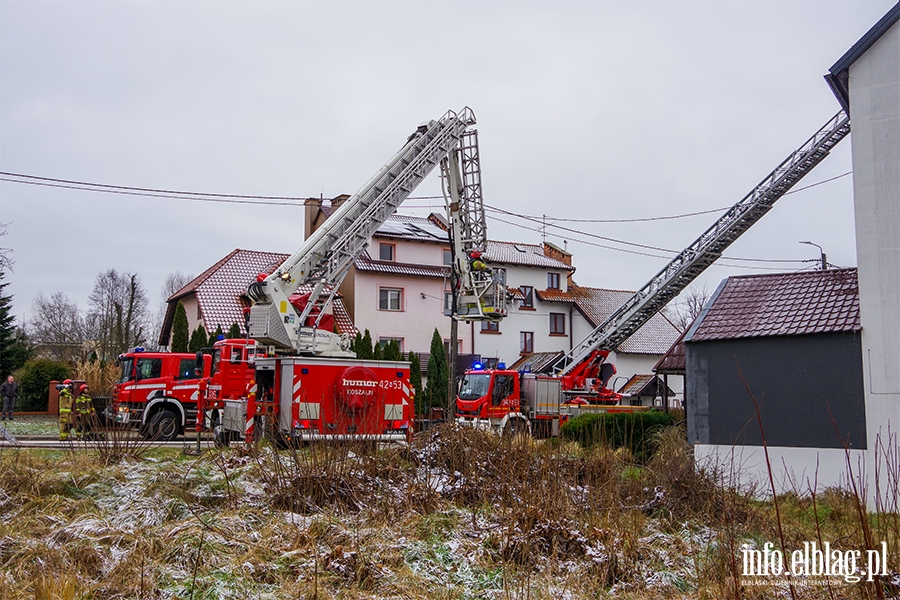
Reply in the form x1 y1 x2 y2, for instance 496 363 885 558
113 348 211 440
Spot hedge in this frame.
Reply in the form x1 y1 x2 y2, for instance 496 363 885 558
560 410 676 461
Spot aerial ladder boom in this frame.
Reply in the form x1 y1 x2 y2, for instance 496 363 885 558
553 109 851 378
247 107 506 355
442 129 509 321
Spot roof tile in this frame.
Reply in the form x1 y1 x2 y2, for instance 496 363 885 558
568 285 681 354
690 268 860 341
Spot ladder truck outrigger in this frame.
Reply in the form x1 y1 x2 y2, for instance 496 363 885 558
456 109 851 437
203 107 510 445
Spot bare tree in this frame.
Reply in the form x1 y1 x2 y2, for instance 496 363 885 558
87 269 150 360
162 271 193 301
0 222 13 272
667 283 712 332
28 292 90 362
147 271 194 350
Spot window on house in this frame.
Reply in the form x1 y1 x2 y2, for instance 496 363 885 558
379 288 402 311
521 286 534 309
550 313 566 335
443 249 452 265
443 339 463 354
520 331 534 354
481 321 500 333
548 272 561 289
379 243 395 261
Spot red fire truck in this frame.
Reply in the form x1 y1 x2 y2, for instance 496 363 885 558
207 108 508 445
456 109 851 437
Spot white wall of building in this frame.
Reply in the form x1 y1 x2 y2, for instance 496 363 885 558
354 271 453 354
473 264 573 364
850 19 900 509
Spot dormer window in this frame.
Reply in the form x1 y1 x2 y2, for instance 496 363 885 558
548 272 560 289
379 243 395 262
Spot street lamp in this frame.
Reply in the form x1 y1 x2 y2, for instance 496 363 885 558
800 241 827 271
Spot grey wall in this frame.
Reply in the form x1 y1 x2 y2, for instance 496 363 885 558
687 331 866 449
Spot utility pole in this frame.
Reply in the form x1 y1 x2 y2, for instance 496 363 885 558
800 241 827 270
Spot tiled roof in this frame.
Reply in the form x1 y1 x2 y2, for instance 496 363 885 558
160 249 356 344
653 327 689 373
483 241 574 271
688 268 861 342
508 351 564 373
373 214 449 243
618 374 674 397
355 253 449 278
568 285 681 355
536 288 575 303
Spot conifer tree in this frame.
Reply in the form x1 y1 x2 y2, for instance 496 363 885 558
356 329 374 360
0 271 30 376
384 339 401 361
171 302 189 352
189 324 208 353
208 325 224 347
424 328 448 411
408 351 423 415
373 341 383 361
228 322 242 339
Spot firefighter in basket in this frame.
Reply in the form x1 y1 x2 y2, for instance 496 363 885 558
58 379 75 440
74 384 96 440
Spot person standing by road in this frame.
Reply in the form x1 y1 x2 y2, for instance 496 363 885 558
1 375 18 421
58 379 75 440
74 384 95 439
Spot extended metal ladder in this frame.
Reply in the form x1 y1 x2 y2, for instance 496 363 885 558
553 109 851 376
248 108 479 351
443 129 509 320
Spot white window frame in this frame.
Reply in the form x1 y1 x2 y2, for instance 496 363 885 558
379 242 396 262
378 287 403 311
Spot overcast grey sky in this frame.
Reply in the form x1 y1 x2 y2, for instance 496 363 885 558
0 0 894 328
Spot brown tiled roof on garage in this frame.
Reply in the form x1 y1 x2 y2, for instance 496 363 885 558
688 268 861 342
653 327 689 374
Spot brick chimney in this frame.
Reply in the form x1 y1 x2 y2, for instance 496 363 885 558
304 197 323 239
543 242 575 285
330 194 351 211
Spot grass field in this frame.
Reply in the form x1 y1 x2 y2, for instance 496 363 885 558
0 423 897 599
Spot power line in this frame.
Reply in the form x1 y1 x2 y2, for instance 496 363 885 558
520 171 853 224
489 213 816 271
0 169 847 268
0 171 308 200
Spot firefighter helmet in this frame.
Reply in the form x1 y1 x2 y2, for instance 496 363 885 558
80 384 89 393
63 379 72 385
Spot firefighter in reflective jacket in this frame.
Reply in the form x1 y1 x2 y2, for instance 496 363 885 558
74 384 95 439
58 380 75 440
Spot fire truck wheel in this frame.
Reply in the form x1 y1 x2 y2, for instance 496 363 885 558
148 410 179 441
503 417 526 437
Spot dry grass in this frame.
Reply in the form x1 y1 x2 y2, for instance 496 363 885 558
0 424 897 599
71 360 120 398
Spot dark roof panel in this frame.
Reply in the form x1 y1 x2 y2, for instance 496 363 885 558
687 268 861 342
